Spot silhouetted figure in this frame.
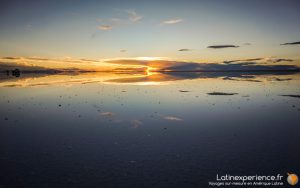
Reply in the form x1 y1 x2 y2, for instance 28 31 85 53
6 70 10 76
12 69 20 77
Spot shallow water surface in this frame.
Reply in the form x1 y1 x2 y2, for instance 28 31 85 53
1 72 300 187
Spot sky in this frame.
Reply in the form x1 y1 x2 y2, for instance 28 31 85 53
0 0 300 70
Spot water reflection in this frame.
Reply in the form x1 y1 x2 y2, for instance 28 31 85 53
0 70 299 87
1 71 300 188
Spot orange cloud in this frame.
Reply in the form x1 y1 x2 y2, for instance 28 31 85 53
97 25 113 30
162 19 183 25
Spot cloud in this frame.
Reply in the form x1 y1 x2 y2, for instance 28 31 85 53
280 95 300 98
224 58 294 64
223 58 264 64
79 58 99 62
0 61 53 72
105 59 149 66
110 18 122 23
27 57 51 61
163 116 183 121
100 112 114 116
207 45 240 49
178 49 192 52
104 59 299 72
126 10 142 22
114 67 147 72
242 58 263 61
120 49 127 53
0 56 114 72
131 119 143 128
207 92 238 96
97 25 113 30
162 19 183 25
2 56 299 76
272 58 293 63
280 41 300 45
2 57 21 60
94 10 141 34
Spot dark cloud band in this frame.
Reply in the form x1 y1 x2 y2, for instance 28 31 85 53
207 45 239 49
178 49 192 52
280 41 300 45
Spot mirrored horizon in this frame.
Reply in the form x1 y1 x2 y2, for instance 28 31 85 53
1 71 300 87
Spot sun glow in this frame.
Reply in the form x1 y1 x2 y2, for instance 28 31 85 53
146 66 159 76
101 56 167 62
